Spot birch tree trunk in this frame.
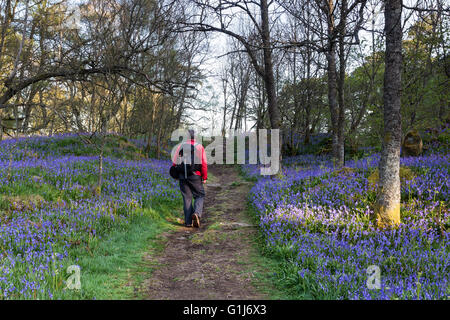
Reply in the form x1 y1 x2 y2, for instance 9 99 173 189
375 0 403 228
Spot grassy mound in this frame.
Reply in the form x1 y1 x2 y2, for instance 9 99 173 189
3 134 147 160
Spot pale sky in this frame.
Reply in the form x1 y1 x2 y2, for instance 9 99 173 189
188 0 429 136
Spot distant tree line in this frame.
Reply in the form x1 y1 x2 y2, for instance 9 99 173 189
0 0 210 158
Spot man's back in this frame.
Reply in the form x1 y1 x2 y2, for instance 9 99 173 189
172 139 208 181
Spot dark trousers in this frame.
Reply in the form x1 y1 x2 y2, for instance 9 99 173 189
179 175 205 225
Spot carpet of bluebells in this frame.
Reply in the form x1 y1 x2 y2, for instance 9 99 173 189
0 134 178 299
245 135 449 299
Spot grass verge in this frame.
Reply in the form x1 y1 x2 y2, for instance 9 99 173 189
55 200 181 300
238 166 315 300
244 203 314 300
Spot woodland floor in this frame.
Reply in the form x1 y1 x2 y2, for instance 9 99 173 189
132 165 271 300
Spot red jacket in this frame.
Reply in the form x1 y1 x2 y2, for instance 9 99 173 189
172 139 207 180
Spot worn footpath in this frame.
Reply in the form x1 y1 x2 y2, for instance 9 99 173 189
134 165 269 300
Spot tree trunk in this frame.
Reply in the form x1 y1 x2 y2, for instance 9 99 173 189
337 19 346 167
325 0 343 168
0 109 3 141
229 99 238 130
155 101 164 159
222 78 227 136
324 0 347 168
261 0 282 174
145 94 155 154
327 47 341 166
49 117 54 137
0 0 12 59
304 6 312 146
375 0 403 228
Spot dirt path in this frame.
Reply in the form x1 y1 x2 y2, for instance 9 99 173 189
135 165 268 300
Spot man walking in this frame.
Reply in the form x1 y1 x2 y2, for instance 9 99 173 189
172 129 207 228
